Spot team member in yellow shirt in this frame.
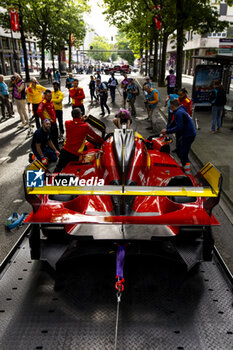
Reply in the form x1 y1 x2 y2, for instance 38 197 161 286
26 78 46 128
52 81 64 140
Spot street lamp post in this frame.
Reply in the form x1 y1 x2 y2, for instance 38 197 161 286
10 28 19 72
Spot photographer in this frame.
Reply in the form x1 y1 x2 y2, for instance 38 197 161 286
96 78 110 116
126 78 138 118
113 109 131 129
10 73 29 128
0 74 13 120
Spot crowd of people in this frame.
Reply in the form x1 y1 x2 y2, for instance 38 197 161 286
1 68 221 175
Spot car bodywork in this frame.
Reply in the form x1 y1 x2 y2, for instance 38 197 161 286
24 117 222 271
104 65 131 75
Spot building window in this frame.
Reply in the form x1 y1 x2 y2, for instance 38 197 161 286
2 38 9 49
220 3 227 16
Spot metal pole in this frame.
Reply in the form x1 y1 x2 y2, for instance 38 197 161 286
10 26 18 73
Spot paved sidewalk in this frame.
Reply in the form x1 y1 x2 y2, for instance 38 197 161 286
136 76 233 212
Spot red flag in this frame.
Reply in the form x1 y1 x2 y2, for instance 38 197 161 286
71 34 75 46
9 8 19 32
153 5 161 30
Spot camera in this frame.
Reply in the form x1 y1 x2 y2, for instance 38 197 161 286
11 76 16 81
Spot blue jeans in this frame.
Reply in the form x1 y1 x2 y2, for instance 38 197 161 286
110 87 116 102
212 105 223 131
34 147 57 162
177 135 195 166
100 94 110 114
90 88 97 102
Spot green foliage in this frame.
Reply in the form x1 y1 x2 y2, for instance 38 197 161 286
87 36 112 61
0 0 89 75
116 33 135 65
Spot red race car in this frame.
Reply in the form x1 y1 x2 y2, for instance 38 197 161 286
24 117 222 276
105 65 131 75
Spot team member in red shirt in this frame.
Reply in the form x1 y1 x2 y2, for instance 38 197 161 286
54 108 104 172
178 88 193 117
69 79 85 115
37 89 59 150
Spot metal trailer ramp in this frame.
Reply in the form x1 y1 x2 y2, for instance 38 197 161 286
0 237 233 350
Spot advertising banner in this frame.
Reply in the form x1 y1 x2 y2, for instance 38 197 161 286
192 65 222 104
9 8 19 32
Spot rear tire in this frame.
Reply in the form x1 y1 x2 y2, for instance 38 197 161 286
29 224 40 259
203 227 214 261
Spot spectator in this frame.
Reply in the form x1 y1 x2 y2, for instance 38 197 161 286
89 75 98 104
160 99 196 174
37 89 59 150
165 69 176 94
113 109 131 129
143 76 152 91
52 81 64 141
95 71 101 81
164 88 179 122
65 73 74 104
143 76 153 118
54 70 61 88
178 88 193 117
11 73 29 128
46 67 52 83
54 108 104 172
108 73 118 103
26 77 46 129
121 73 130 109
144 84 160 131
31 119 59 166
126 78 138 118
0 74 13 120
96 78 110 116
69 79 85 115
209 80 226 133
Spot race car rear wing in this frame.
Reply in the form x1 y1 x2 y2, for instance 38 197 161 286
24 160 222 225
24 160 222 211
87 114 106 138
195 162 222 215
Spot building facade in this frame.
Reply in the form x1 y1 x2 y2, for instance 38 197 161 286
0 27 40 76
166 2 233 75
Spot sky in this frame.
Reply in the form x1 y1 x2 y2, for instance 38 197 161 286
84 0 118 41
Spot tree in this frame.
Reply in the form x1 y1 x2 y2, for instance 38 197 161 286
45 2 87 73
87 36 112 62
116 33 135 65
0 0 89 79
103 0 230 87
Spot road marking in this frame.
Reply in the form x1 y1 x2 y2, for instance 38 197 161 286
13 199 23 203
0 157 10 165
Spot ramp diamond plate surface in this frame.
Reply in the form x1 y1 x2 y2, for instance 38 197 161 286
0 239 233 350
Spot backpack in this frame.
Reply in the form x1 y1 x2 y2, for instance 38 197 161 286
215 87 227 106
100 82 109 90
153 88 160 102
